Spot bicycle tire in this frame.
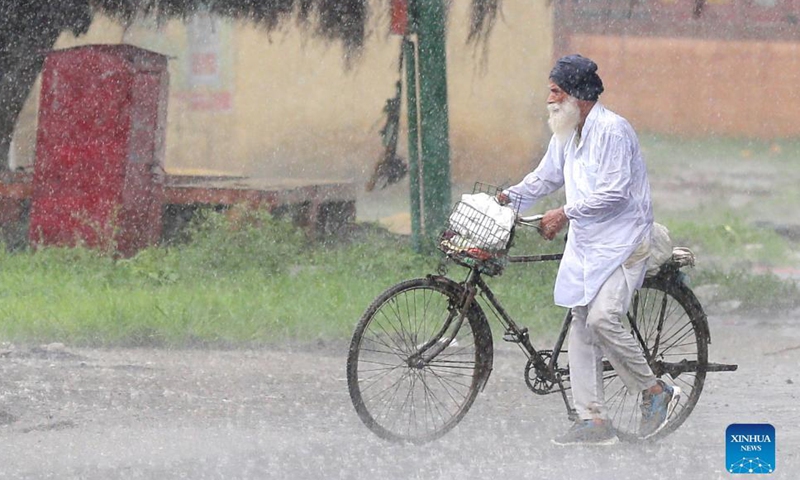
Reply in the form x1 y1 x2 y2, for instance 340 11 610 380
347 276 494 444
604 275 709 442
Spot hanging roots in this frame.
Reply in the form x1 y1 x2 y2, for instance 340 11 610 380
366 79 407 192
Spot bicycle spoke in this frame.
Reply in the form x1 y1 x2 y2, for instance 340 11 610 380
606 379 633 431
387 370 418 433
387 298 415 351
372 369 413 423
360 333 407 359
373 311 411 357
358 363 407 393
424 367 473 390
364 367 408 405
418 370 453 424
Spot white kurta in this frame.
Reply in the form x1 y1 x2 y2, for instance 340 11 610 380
505 104 653 308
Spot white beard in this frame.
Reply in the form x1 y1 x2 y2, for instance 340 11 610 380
547 96 581 145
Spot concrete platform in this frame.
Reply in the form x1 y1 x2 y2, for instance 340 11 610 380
0 170 356 250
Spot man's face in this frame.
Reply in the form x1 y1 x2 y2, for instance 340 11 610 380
547 81 569 105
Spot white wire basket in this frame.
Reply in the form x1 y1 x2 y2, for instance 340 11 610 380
438 183 520 274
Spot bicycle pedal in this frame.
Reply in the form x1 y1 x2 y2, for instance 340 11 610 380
503 327 527 343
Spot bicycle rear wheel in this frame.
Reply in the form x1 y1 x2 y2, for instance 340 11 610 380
347 277 493 444
604 275 709 441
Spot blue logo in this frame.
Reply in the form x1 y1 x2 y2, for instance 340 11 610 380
726 424 775 474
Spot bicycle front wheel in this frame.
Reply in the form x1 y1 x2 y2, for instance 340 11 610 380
604 275 709 441
346 277 493 444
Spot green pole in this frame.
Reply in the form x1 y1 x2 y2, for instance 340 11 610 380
403 37 422 252
416 0 451 248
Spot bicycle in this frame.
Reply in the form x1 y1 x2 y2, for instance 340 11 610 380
346 183 738 444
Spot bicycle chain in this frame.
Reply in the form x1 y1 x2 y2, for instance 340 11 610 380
524 351 556 395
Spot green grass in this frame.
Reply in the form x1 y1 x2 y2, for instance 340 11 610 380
0 207 796 347
0 212 439 346
0 211 567 347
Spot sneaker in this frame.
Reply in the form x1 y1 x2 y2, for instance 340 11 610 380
639 379 682 439
551 420 619 446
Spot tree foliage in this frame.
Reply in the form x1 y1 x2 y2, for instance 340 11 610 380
90 0 368 50
0 0 501 170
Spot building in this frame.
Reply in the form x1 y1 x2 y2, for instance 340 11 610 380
555 0 800 138
11 2 554 190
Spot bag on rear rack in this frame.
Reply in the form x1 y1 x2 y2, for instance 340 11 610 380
646 222 696 276
646 222 673 276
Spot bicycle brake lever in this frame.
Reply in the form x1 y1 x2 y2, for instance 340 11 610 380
516 214 545 236
517 214 544 226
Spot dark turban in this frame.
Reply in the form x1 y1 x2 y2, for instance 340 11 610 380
549 54 604 102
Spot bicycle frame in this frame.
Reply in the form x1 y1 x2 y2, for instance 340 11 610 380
460 252 580 419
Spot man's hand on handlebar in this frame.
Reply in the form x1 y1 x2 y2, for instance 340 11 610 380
540 207 568 241
495 192 511 206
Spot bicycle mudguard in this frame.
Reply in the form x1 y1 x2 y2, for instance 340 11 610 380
642 272 711 345
424 274 495 390
675 279 712 345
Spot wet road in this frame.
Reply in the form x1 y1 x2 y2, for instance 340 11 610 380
0 312 797 479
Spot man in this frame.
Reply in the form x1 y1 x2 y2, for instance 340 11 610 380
501 54 680 445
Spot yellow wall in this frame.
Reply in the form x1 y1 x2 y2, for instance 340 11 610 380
12 2 553 186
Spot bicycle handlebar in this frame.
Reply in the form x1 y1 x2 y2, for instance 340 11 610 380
516 214 544 234
508 214 564 262
514 213 568 244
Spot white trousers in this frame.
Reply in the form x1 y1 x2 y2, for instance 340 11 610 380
568 259 657 420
